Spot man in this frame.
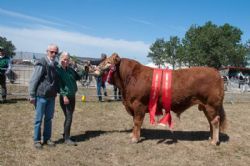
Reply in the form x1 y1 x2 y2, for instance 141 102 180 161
95 53 107 101
113 85 121 101
0 46 12 103
29 44 59 149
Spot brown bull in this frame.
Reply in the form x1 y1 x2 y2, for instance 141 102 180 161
96 53 226 145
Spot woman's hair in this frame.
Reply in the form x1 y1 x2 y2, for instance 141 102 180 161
59 51 70 65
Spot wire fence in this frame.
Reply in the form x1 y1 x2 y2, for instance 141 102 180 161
3 64 116 102
3 65 32 99
2 64 250 103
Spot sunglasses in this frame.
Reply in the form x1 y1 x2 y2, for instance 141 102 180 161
49 50 58 54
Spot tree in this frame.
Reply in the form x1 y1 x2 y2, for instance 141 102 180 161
245 40 250 52
148 36 182 69
148 22 248 69
245 40 250 67
164 36 181 69
147 38 166 68
182 21 247 68
0 36 16 57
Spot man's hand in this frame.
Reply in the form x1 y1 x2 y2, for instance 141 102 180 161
29 98 35 105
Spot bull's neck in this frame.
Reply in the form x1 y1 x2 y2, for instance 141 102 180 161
113 59 132 93
113 62 124 91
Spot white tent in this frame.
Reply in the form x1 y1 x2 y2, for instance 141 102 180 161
145 62 173 69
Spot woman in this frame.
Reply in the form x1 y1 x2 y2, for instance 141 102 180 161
57 52 81 146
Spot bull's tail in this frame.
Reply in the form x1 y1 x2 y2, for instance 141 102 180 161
219 105 227 132
219 75 227 132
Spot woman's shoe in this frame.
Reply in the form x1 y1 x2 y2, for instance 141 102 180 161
65 139 77 146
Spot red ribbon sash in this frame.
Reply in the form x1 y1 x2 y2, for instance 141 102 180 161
107 65 116 84
149 69 162 124
149 69 173 128
159 70 173 128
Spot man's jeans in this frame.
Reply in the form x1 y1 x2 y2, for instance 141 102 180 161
34 97 55 142
95 77 103 97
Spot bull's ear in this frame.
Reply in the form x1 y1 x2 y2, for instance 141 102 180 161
112 53 121 64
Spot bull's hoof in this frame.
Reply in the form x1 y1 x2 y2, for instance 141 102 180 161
210 140 220 146
131 137 139 143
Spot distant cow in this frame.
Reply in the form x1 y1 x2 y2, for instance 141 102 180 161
95 53 226 145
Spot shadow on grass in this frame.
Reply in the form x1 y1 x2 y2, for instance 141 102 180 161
140 129 229 144
55 130 130 144
57 128 229 145
0 98 28 104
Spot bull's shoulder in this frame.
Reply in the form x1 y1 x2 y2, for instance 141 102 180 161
120 58 153 75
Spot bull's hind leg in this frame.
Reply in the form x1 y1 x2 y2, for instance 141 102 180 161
202 104 220 145
199 104 213 140
211 114 220 145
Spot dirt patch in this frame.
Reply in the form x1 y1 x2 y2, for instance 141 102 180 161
0 96 250 166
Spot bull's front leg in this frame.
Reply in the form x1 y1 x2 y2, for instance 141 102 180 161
130 101 146 143
131 112 145 143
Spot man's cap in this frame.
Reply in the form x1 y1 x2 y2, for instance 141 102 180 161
0 46 3 50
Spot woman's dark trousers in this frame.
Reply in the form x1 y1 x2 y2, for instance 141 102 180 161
59 95 75 140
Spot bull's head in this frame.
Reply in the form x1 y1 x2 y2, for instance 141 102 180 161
94 53 121 75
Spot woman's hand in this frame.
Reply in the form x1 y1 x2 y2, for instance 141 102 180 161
63 96 70 105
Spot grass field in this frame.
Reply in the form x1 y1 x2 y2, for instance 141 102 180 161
0 90 250 166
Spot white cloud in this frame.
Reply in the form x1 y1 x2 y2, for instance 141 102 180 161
128 17 153 25
0 8 151 63
0 8 63 26
0 25 150 63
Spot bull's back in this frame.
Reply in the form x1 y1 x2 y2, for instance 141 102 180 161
171 67 224 109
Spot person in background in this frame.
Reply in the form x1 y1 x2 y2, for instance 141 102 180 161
113 85 121 101
95 53 108 101
29 44 59 149
84 61 90 81
102 70 108 96
0 46 12 103
56 52 81 146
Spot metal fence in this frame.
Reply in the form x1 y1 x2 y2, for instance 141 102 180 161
4 65 33 99
4 64 99 100
2 65 250 103
224 77 250 93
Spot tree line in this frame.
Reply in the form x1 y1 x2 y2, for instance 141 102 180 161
148 21 250 69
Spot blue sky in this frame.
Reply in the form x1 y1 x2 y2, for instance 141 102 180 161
0 0 249 64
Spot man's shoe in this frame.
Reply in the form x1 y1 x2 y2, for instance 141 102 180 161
65 139 77 146
44 140 56 147
34 142 43 149
98 96 103 102
1 98 6 104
